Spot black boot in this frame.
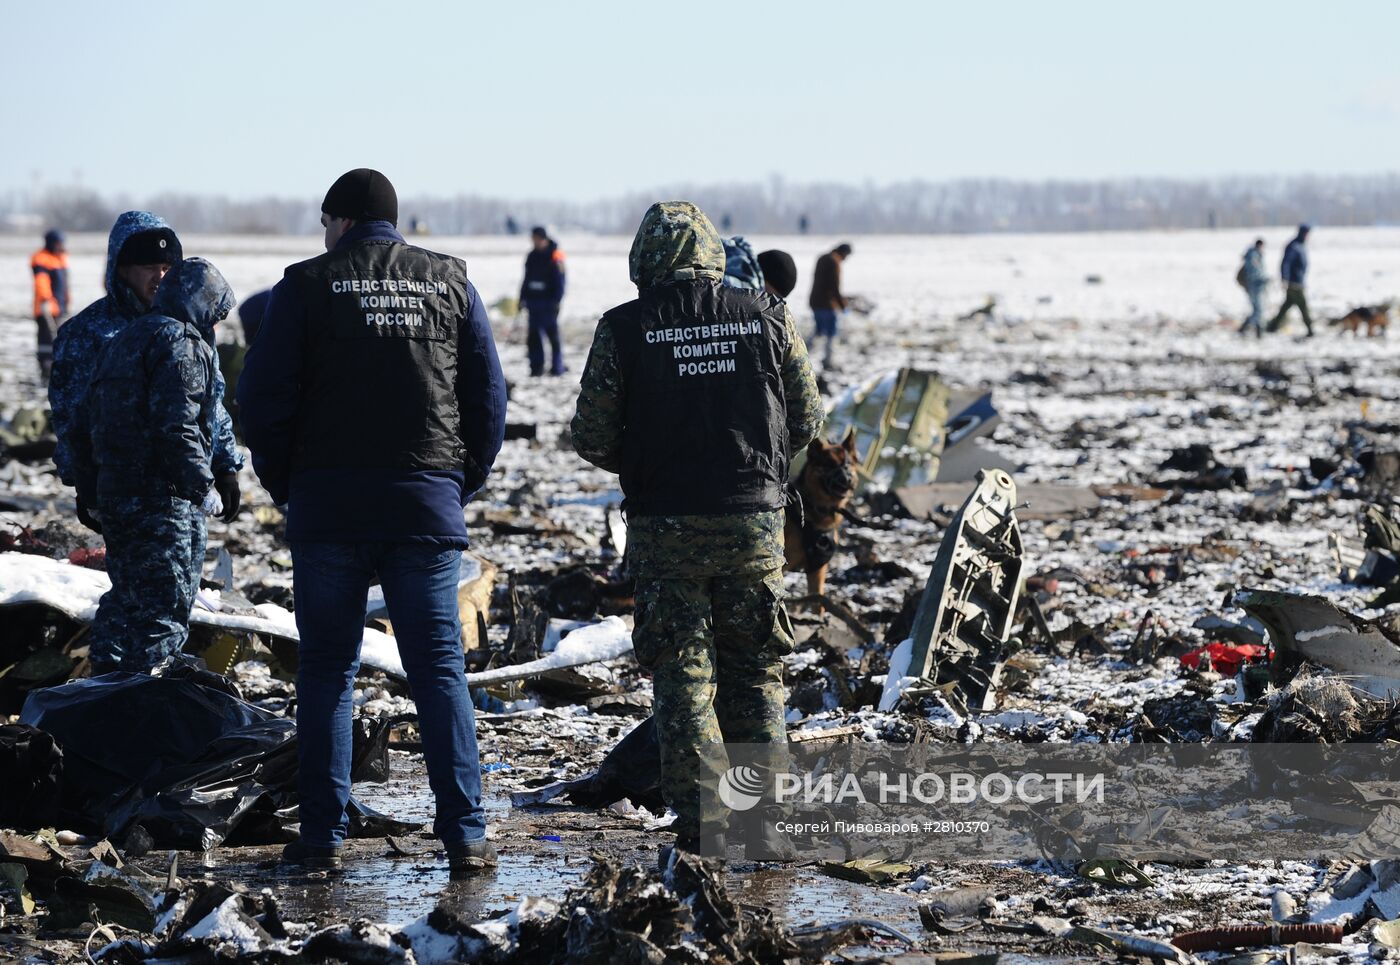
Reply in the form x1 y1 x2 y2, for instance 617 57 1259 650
281 839 342 870
447 838 498 878
744 806 797 862
657 831 726 871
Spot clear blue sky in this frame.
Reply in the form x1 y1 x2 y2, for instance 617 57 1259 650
4 0 1398 201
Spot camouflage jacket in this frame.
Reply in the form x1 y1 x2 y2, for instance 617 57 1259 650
572 201 823 577
722 235 764 290
49 211 241 488
77 259 235 505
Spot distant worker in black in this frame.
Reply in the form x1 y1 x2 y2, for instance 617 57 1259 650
518 225 567 376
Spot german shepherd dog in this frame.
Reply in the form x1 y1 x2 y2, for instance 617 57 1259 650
784 433 859 597
1332 303 1391 337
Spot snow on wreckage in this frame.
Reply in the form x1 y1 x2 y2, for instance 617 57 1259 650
13 232 1400 959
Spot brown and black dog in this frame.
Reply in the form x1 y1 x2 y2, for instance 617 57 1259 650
784 433 859 597
1332 304 1391 337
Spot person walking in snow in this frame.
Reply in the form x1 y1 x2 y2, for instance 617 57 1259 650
1266 225 1314 337
1238 238 1270 338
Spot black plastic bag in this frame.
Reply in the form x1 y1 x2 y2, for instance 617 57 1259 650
20 663 393 849
0 723 63 828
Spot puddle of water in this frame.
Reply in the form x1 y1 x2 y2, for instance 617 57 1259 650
184 754 924 938
193 848 924 938
735 865 923 936
196 845 589 927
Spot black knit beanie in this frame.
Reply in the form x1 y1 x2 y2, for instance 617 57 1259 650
117 228 180 266
321 168 398 225
757 249 798 298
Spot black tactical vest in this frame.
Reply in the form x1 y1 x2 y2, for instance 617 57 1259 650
287 240 471 472
609 279 790 516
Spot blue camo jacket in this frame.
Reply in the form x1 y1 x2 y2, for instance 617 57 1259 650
78 259 235 504
48 211 242 487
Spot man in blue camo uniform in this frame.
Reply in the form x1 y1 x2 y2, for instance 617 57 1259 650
722 235 764 290
49 212 242 535
71 259 236 673
572 201 823 861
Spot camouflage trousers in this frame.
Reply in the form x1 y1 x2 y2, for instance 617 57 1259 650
633 567 794 841
89 496 206 672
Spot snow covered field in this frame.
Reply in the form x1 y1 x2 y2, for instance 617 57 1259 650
3 223 1400 330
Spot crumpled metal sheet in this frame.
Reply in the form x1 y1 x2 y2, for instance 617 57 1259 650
1237 588 1400 698
822 368 950 491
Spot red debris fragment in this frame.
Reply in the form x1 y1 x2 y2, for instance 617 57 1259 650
0 526 51 555
1180 642 1269 677
67 547 107 570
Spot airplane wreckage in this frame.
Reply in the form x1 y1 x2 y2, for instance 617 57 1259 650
10 364 1400 961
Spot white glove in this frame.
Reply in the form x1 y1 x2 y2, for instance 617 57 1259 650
201 489 225 518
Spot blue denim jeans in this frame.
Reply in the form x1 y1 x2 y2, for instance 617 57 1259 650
290 542 485 848
812 308 839 338
1241 284 1266 336
525 301 565 376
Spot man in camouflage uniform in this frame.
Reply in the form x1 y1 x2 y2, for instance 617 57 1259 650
722 235 763 290
72 259 236 673
50 212 242 535
572 201 823 860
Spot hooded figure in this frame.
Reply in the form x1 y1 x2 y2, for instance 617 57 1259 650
49 212 242 529
572 201 823 863
627 200 727 289
78 258 236 674
721 235 765 291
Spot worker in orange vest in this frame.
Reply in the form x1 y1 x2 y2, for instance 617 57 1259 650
31 229 71 383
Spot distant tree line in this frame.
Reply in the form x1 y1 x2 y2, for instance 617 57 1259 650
5 173 1400 235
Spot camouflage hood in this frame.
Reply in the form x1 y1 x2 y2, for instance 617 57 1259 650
628 201 725 289
152 257 235 342
104 210 182 297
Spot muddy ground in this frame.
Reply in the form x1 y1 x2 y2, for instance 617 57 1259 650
3 230 1400 961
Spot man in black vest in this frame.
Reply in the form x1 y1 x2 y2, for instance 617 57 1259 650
572 201 823 861
238 169 507 876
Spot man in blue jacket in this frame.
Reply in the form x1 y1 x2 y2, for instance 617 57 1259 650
74 259 236 673
238 169 507 876
518 226 566 376
1267 225 1313 337
50 212 242 532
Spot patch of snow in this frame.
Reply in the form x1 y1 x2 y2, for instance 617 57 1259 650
468 616 632 685
878 638 916 712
